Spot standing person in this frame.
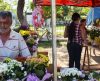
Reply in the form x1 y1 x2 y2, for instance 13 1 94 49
80 19 88 45
67 13 82 70
0 11 31 59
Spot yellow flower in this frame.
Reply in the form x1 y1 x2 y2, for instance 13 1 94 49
4 57 12 62
26 54 49 67
19 30 30 36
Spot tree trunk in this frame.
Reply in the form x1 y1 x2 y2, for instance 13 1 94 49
17 0 28 26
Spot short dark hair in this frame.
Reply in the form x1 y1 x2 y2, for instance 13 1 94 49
72 13 80 21
0 11 12 19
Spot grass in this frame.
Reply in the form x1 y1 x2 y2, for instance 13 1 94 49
38 40 66 51
33 26 65 37
37 25 66 51
56 25 65 30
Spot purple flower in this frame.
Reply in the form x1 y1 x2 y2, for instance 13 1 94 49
32 45 37 52
20 25 29 30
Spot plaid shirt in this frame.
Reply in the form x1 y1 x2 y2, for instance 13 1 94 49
73 24 82 45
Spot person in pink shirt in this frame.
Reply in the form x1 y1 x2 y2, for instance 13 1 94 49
80 19 88 45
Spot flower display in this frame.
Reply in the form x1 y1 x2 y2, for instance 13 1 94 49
4 58 26 80
19 29 38 55
25 54 49 80
88 27 100 47
32 6 44 28
26 37 35 46
19 29 30 40
26 54 51 81
0 57 100 81
88 71 100 81
19 30 30 37
89 27 100 40
0 54 51 81
0 58 27 81
26 36 38 54
0 62 8 74
60 68 85 81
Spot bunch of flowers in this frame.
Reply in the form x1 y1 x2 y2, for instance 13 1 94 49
0 62 8 80
0 54 51 81
32 6 44 28
0 58 27 81
88 71 100 81
89 27 100 40
26 36 38 53
88 27 100 47
19 28 38 54
60 68 86 81
19 29 30 40
25 54 51 81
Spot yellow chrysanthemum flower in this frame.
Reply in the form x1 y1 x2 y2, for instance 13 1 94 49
19 30 30 36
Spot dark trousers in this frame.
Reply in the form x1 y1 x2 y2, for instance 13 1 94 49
67 42 82 70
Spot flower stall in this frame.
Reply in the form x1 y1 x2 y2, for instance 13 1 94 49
0 54 52 81
1 59 100 81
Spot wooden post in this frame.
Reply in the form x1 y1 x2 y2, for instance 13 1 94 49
82 46 90 71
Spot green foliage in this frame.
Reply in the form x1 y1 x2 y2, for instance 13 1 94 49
30 1 35 10
89 28 100 40
92 71 100 80
62 6 69 16
34 64 46 80
81 7 90 16
43 6 51 19
0 0 11 10
30 2 89 21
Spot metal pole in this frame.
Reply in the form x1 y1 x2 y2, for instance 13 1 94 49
51 0 57 81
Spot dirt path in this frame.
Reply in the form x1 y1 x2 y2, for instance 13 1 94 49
38 41 100 69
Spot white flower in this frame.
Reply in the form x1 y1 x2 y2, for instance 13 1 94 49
88 73 93 79
77 71 82 76
60 68 83 78
12 73 15 76
0 62 8 73
21 67 24 70
24 71 27 76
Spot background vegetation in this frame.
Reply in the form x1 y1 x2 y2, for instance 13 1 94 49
0 0 90 26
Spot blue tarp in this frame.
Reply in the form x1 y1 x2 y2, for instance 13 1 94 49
86 7 100 26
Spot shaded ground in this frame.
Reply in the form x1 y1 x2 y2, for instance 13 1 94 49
38 40 100 70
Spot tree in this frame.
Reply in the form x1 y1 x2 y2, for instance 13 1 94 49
17 0 28 27
80 7 90 16
0 0 11 10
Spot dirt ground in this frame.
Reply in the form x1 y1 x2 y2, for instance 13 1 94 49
38 41 100 70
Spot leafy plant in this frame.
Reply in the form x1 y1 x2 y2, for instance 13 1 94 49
89 27 100 40
25 54 49 80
